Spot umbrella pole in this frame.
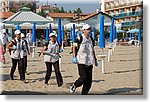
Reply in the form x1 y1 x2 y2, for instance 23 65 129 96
101 48 105 74
32 42 35 58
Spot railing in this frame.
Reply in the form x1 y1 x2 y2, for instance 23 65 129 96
112 10 143 19
121 20 140 27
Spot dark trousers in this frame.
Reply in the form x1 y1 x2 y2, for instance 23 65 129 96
10 58 25 80
45 61 63 86
74 64 93 95
23 56 27 72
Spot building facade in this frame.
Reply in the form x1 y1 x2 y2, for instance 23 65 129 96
0 0 10 12
0 0 36 12
101 0 143 30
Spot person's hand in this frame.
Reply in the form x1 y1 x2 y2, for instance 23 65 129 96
72 56 78 64
13 45 17 50
95 59 98 67
59 49 64 53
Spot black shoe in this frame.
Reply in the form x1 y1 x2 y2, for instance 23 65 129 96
58 84 63 87
69 84 76 93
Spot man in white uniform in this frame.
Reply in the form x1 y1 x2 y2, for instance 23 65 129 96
70 24 98 95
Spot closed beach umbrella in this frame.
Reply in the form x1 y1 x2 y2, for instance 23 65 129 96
113 26 117 40
93 27 96 40
99 15 105 48
109 18 114 43
62 25 65 41
138 27 141 41
90 27 92 38
72 24 76 43
16 24 20 30
49 23 53 33
58 18 62 45
46 27 49 41
32 22 36 43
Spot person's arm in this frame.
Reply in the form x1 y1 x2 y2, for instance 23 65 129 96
7 42 14 50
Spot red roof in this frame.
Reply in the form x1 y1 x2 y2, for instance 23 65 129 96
72 12 98 22
0 12 15 19
48 12 88 19
48 12 75 18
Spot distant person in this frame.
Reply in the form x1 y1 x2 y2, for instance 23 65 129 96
8 30 25 81
0 29 9 63
69 24 98 95
42 32 63 87
26 30 32 53
21 33 30 74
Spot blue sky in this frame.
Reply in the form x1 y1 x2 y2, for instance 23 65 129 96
37 0 100 13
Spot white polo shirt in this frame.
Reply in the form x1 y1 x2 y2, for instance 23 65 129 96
77 34 95 66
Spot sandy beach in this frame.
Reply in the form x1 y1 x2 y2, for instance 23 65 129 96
0 45 143 95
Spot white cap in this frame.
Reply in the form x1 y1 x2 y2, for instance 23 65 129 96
82 24 91 30
49 32 57 37
15 30 21 35
21 33 25 38
2 29 6 33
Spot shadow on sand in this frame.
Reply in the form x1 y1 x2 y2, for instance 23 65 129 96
1 91 48 95
102 88 143 95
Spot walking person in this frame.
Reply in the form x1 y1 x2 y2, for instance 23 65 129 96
26 29 32 53
42 32 63 87
21 33 30 74
8 30 25 81
0 29 9 63
69 24 98 95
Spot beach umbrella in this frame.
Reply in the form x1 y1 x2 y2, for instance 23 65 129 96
32 22 36 43
62 25 65 41
45 27 49 41
98 15 106 74
16 23 21 30
58 18 62 45
49 23 53 33
109 18 114 43
72 24 76 43
113 26 117 40
90 27 92 38
138 27 141 41
99 15 105 49
93 27 96 40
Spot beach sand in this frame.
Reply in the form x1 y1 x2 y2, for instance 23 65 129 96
0 45 143 95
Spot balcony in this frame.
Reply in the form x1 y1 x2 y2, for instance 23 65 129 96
112 10 143 19
121 20 140 27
